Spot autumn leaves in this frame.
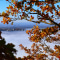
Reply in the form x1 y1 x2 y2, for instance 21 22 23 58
26 25 58 42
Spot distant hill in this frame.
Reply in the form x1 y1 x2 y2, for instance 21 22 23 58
0 21 54 31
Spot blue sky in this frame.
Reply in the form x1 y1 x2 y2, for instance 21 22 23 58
0 0 60 26
0 0 9 13
0 0 60 13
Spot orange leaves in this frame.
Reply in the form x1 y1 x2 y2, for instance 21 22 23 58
29 15 34 21
19 43 60 60
30 9 33 11
31 15 34 19
57 56 60 59
1 17 11 24
6 4 18 17
1 0 60 26
41 7 47 12
2 0 60 59
40 32 46 38
2 12 5 15
46 5 49 9
54 45 60 51
26 25 59 42
19 44 24 50
26 30 29 34
6 10 10 14
19 43 48 60
36 25 39 29
32 2 34 4
37 54 47 59
7 5 13 9
9 5 13 9
58 10 60 14
2 12 9 17
38 2 43 6
2 17 8 24
11 8 16 12
26 25 41 42
33 10 35 12
2 12 5 16
50 45 60 59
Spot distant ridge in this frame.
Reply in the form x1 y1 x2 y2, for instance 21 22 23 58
0 22 54 31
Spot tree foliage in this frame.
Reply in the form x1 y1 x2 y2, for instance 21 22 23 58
0 34 17 60
0 0 60 26
0 0 60 60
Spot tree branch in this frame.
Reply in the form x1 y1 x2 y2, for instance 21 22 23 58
29 9 60 28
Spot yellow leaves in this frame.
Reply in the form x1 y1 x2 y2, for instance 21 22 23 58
25 4 27 8
25 21 58 43
13 1 16 4
2 12 5 16
40 33 44 38
40 32 46 38
29 18 32 21
9 5 13 9
7 5 13 10
36 25 39 29
9 5 11 8
6 5 18 17
2 12 9 17
34 34 36 37
25 4 26 6
46 5 48 8
11 0 15 3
